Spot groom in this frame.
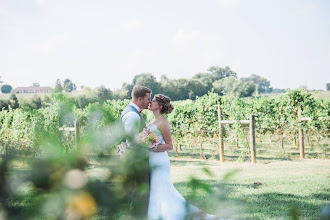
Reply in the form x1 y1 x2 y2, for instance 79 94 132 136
119 85 152 217
119 85 152 154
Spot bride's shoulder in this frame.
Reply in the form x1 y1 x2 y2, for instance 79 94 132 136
159 115 169 123
158 116 170 129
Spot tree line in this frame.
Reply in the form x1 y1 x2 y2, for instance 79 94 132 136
117 66 273 101
0 86 114 111
2 67 330 102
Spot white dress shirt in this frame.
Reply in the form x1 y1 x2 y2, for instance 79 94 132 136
121 102 142 135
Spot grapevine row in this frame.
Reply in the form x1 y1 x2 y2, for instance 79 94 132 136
0 90 329 154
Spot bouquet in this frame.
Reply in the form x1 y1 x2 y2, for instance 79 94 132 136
139 128 161 149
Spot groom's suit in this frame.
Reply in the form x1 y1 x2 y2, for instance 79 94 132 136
119 102 146 155
120 102 149 217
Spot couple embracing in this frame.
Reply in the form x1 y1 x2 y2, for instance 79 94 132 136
119 86 224 220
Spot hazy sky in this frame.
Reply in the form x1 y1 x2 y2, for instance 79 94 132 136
0 0 329 91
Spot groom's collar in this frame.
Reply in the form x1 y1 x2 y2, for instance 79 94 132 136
129 102 142 114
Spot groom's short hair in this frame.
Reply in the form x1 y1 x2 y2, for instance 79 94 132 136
132 86 152 100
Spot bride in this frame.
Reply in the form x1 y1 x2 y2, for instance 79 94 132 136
147 94 225 220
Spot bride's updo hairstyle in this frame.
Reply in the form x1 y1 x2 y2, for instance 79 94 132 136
155 94 174 114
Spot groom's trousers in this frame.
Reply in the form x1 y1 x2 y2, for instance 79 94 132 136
129 156 150 219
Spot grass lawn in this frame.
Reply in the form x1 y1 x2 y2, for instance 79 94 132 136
2 135 329 219
83 156 330 220
170 158 329 220
2 144 329 219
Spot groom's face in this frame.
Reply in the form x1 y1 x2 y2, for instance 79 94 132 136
141 93 152 109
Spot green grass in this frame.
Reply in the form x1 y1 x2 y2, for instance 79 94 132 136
169 158 329 219
82 156 330 220
3 156 329 219
2 135 329 219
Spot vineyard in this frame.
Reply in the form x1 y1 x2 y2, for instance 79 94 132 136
0 89 329 219
0 90 329 160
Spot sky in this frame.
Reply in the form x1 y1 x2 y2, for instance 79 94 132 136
0 0 329 91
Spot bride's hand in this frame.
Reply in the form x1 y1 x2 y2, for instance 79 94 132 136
150 143 161 152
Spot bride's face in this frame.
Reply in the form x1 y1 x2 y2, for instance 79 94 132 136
149 98 161 111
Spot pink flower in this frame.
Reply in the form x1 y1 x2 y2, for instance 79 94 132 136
140 128 160 149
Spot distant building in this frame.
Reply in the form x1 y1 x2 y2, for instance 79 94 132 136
11 83 53 94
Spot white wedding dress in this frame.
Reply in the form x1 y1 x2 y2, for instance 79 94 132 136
147 124 225 220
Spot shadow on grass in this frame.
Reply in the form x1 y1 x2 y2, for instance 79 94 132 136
5 155 329 220
236 191 326 220
174 180 327 220
167 152 294 165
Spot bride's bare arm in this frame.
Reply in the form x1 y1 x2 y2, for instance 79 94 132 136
152 120 173 152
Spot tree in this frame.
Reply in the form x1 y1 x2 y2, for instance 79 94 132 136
95 86 113 102
43 96 51 106
32 95 42 109
207 66 237 80
186 79 209 99
9 94 19 109
241 74 272 93
213 76 235 96
327 83 330 91
133 73 162 95
121 83 134 99
160 76 210 100
0 100 8 111
54 84 63 93
193 67 237 92
113 90 129 100
213 76 255 97
161 78 209 101
160 75 169 82
63 79 77 93
161 79 188 101
76 95 91 109
237 81 256 97
193 73 213 89
1 84 12 93
54 79 63 93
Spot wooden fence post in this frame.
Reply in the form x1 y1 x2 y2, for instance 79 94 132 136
74 120 80 150
250 115 256 163
217 101 225 162
298 106 305 159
